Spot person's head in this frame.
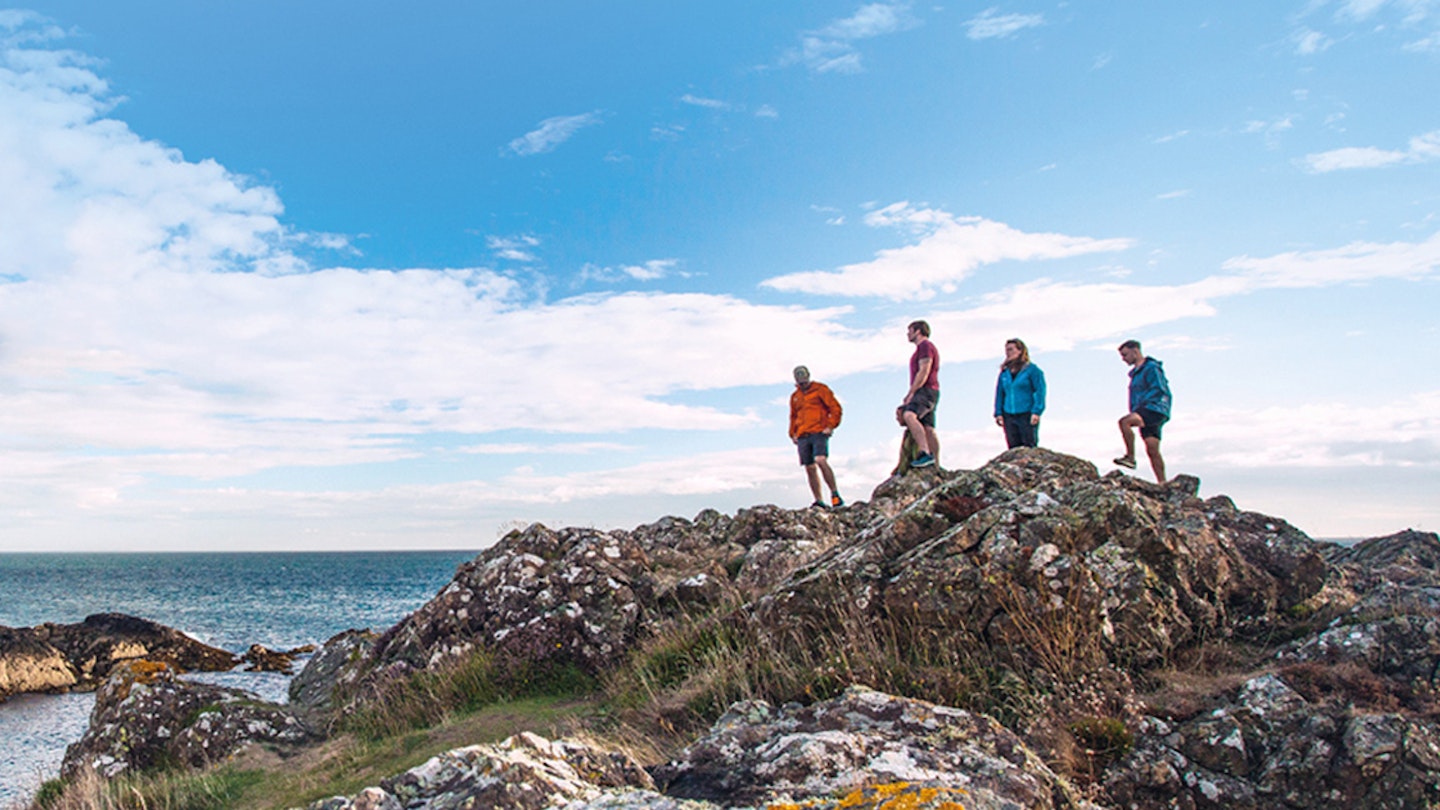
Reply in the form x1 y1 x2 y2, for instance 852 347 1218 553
907 320 930 342
793 365 812 388
1118 339 1144 366
1003 338 1030 369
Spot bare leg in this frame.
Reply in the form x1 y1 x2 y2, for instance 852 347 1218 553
1144 437 1166 483
804 464 823 501
814 456 838 495
902 411 931 455
1118 413 1143 460
924 427 939 465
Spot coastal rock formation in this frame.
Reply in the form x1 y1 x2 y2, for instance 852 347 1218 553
305 731 657 810
0 613 237 700
242 642 318 675
655 685 1088 809
288 629 378 713
61 659 313 779
1106 673 1440 808
357 503 868 689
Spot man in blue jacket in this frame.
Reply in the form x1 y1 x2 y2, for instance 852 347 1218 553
1114 339 1171 483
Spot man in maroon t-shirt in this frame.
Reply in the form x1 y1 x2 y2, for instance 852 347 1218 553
900 320 940 468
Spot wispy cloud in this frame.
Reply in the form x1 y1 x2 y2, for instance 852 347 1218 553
487 234 541 262
781 2 920 74
578 259 684 284
761 202 1133 299
679 93 731 110
1156 189 1192 200
503 112 603 156
754 104 780 119
964 8 1045 40
1302 130 1440 171
1292 27 1333 54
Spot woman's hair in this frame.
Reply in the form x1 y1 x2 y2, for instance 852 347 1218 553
1002 338 1030 371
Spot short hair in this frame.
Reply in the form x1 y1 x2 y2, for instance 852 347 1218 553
1118 339 1141 351
793 365 811 382
908 320 931 337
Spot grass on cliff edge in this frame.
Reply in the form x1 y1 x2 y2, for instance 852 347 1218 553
31 694 595 810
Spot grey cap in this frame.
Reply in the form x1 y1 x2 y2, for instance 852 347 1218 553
793 365 811 382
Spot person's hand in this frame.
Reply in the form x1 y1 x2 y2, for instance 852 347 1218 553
994 416 1003 427
823 428 832 436
1030 414 1041 426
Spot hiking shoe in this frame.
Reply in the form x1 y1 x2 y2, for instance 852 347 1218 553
811 500 828 509
910 453 936 468
1113 456 1137 469
830 493 844 508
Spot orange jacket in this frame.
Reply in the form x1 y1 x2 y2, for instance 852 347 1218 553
789 382 842 440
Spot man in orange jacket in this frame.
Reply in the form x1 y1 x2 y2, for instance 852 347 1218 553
789 365 844 508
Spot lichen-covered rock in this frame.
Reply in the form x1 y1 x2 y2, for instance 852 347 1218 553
1104 673 1440 809
356 504 874 700
60 659 313 780
289 629 377 713
654 685 1088 809
242 642 318 674
754 449 1329 675
304 731 655 810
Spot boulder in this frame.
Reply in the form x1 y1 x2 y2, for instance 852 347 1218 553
61 659 313 780
304 731 656 810
1 613 237 700
1105 673 1440 809
653 684 1089 809
289 629 378 713
242 642 319 675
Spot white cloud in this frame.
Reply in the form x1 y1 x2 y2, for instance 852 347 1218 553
964 8 1045 40
761 202 1134 299
1219 231 1440 287
1156 189 1192 200
754 104 780 119
503 112 603 157
679 93 730 110
578 259 683 283
1302 130 1440 171
487 234 541 262
782 2 920 74
1293 27 1334 53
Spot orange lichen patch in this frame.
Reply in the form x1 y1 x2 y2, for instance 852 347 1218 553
829 783 968 810
109 659 173 702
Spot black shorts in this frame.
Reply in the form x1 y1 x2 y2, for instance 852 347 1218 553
902 387 939 428
796 433 830 466
1138 409 1168 440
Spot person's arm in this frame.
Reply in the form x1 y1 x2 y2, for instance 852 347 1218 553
788 395 799 442
1031 366 1046 423
905 357 931 403
994 372 1005 426
823 386 842 434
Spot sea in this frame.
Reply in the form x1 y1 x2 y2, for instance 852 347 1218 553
0 550 478 806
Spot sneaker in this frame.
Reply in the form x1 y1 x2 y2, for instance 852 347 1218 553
1113 456 1137 469
910 453 936 468
830 493 844 508
811 500 828 509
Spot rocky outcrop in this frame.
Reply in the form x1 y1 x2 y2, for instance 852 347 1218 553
357 504 871 693
289 629 377 713
242 642 318 674
655 685 1089 809
1106 673 1440 809
61 659 314 780
305 731 658 810
753 449 1328 676
0 613 237 700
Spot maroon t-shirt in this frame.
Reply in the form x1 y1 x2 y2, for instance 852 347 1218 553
910 339 939 390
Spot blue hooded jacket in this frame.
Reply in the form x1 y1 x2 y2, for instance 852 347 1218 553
995 363 1046 416
1128 358 1172 417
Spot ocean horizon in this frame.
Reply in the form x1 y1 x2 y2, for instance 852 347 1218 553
0 550 478 804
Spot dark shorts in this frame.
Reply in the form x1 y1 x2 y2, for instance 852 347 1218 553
796 433 830 466
902 387 939 428
1138 409 1168 440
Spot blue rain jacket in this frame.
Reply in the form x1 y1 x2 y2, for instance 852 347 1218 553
1128 358 1172 417
994 364 1047 416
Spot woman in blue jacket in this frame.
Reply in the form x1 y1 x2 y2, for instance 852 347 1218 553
994 338 1046 449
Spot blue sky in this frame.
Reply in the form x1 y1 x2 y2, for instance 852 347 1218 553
1 2 1436 551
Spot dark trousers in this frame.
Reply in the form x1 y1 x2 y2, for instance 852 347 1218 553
1002 413 1039 449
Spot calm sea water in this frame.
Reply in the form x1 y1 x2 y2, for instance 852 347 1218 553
0 551 477 805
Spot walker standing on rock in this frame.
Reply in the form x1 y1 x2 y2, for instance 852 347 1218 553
788 365 844 508
1115 339 1172 483
994 338 1046 449
900 320 940 468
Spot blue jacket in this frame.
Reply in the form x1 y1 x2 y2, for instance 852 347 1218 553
995 363 1046 416
1128 358 1172 417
